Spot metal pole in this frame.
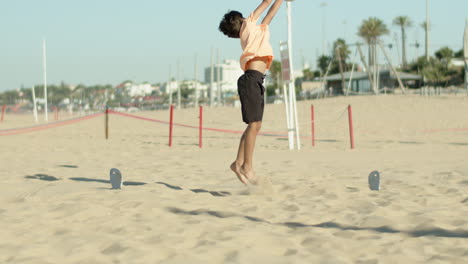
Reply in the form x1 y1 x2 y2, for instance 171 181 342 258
320 2 327 56
168 65 172 106
105 106 109 140
356 44 375 94
346 62 356 96
311 105 315 147
169 105 174 147
336 45 346 95
425 0 430 61
286 1 299 149
348 105 355 149
194 53 199 108
378 41 407 94
42 38 48 122
177 60 181 109
210 47 214 107
32 86 38 123
217 49 221 106
199 106 203 148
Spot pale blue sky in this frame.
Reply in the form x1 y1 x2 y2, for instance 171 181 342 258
1 0 466 91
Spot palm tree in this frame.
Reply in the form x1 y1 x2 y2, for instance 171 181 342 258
358 17 389 66
393 16 413 68
333 38 351 72
358 17 389 93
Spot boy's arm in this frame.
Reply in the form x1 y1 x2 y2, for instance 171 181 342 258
261 0 284 25
251 0 273 21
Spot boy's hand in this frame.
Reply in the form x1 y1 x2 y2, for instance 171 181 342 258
251 0 273 22
261 0 284 25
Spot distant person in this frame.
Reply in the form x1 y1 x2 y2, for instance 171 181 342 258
218 0 283 185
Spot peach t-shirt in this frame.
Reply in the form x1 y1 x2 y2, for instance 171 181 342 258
239 13 274 71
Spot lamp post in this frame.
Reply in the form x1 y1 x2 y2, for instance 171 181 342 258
42 38 48 122
320 2 327 56
425 0 430 61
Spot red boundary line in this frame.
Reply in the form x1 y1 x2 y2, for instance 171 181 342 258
109 110 289 137
0 113 103 136
1 109 466 138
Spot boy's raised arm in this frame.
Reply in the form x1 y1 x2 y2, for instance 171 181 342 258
251 0 273 21
261 0 284 25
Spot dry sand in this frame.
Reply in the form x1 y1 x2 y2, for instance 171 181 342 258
1 95 468 263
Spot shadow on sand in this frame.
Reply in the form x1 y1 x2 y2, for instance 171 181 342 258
70 177 146 186
25 174 60 181
25 175 146 187
167 207 468 239
156 182 231 197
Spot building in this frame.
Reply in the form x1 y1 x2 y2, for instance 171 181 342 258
204 59 244 92
323 69 423 94
164 80 209 98
115 82 158 97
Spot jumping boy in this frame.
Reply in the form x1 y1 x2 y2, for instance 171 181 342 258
218 0 284 185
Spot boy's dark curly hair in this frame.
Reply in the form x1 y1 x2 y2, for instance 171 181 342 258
218 11 244 38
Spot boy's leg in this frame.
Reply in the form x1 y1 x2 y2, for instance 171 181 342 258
231 132 248 184
240 121 262 181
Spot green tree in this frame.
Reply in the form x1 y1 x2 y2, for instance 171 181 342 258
0 90 19 105
358 17 389 66
266 60 282 97
302 68 316 81
332 38 351 74
317 55 332 75
454 49 464 58
393 16 413 68
435 46 454 70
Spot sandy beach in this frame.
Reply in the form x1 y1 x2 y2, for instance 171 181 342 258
1 94 468 263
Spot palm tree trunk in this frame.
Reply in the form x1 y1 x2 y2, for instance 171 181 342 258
373 40 378 94
336 46 346 95
402 27 407 68
368 44 373 67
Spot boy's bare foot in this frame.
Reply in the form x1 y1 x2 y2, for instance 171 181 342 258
240 167 258 185
230 162 249 185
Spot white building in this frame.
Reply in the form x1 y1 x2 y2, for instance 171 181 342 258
204 59 244 92
165 80 209 98
116 82 158 97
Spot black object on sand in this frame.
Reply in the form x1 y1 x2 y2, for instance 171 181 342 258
368 170 380 191
110 168 123 189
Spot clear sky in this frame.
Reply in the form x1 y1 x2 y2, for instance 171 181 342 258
1 0 467 92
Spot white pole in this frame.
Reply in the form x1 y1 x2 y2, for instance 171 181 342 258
217 49 222 106
177 60 181 109
210 47 214 107
194 53 199 108
42 38 48 122
291 85 301 150
286 1 296 149
425 0 430 61
280 41 293 149
320 2 327 56
32 86 38 123
168 65 173 106
283 83 293 149
346 63 356 96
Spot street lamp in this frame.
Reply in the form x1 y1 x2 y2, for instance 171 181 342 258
320 2 327 56
425 0 430 61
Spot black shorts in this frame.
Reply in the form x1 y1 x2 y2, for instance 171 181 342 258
237 70 265 124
